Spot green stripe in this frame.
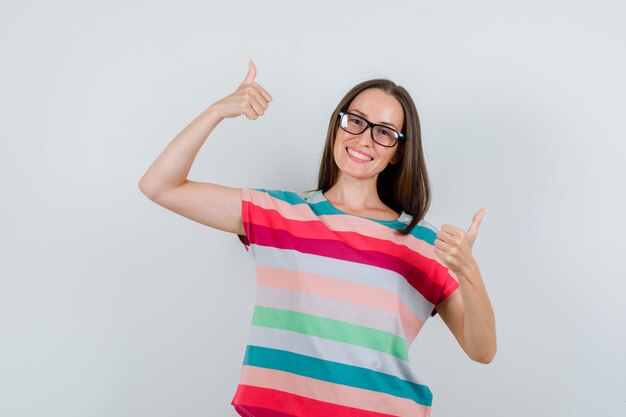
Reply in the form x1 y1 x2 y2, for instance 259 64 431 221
243 345 432 406
252 306 409 361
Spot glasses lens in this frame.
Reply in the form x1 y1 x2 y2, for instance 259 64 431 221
372 126 399 147
340 112 401 147
341 113 368 134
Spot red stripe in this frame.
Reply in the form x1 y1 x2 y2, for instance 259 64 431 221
246 221 449 305
232 384 399 417
244 204 452 283
247 204 418 259
233 404 298 417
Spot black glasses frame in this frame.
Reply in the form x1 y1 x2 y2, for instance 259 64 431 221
338 111 405 148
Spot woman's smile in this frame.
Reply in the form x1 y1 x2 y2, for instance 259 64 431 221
346 146 373 162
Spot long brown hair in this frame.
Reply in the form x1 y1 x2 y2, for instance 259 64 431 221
317 79 431 236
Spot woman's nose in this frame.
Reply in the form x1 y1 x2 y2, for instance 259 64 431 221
355 126 373 145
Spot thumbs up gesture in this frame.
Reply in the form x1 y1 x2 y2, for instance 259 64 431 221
434 208 487 274
212 59 273 120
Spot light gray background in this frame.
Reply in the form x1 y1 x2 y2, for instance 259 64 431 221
1 0 625 416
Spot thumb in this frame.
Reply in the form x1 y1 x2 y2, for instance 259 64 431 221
468 207 487 237
241 59 257 85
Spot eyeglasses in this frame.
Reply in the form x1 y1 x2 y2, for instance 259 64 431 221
338 111 405 148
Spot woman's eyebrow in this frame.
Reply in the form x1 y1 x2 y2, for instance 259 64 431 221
348 108 399 130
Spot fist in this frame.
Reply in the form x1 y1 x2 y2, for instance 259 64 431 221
212 59 273 120
434 207 486 273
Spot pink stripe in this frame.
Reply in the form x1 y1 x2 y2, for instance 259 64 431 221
242 190 455 305
249 223 447 305
258 286 405 339
321 214 439 260
244 189 439 260
245 189 321 221
239 365 430 417
257 266 423 342
233 385 399 417
250 210 420 264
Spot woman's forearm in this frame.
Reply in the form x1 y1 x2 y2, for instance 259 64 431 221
139 61 270 198
456 261 497 363
138 105 224 197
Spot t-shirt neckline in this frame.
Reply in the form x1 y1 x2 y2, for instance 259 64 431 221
315 190 407 225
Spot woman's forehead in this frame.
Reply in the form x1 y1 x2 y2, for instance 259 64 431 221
349 89 404 128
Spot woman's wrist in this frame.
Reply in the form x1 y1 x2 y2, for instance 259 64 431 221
455 258 481 285
203 103 227 123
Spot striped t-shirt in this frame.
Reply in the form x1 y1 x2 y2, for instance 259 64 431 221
231 188 459 417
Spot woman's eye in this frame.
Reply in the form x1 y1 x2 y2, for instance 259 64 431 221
378 128 390 137
350 118 362 125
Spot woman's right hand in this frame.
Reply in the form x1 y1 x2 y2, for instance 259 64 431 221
211 59 273 120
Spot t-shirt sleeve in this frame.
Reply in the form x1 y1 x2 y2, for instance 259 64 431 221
237 187 253 251
238 187 266 252
236 188 298 256
418 219 460 317
430 264 459 317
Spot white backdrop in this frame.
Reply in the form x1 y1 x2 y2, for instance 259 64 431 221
1 1 625 416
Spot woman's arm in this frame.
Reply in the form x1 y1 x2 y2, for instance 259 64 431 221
436 261 496 363
138 60 272 234
432 207 497 363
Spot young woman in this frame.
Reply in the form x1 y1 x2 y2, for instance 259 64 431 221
139 60 496 417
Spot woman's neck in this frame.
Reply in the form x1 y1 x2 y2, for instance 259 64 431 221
323 175 396 218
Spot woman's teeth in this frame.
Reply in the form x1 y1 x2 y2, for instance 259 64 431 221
347 148 373 161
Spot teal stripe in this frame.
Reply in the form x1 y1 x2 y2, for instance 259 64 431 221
252 188 338 218
252 306 409 360
409 225 437 244
252 188 438 239
304 196 401 226
253 188 405 229
250 188 437 255
243 345 433 406
253 188 307 206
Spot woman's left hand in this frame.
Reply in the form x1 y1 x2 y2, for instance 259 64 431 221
434 208 487 274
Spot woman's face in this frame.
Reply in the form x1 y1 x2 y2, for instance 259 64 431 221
333 88 404 183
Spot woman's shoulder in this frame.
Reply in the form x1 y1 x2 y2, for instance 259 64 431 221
299 189 325 203
243 188 321 207
416 218 437 232
406 218 441 245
